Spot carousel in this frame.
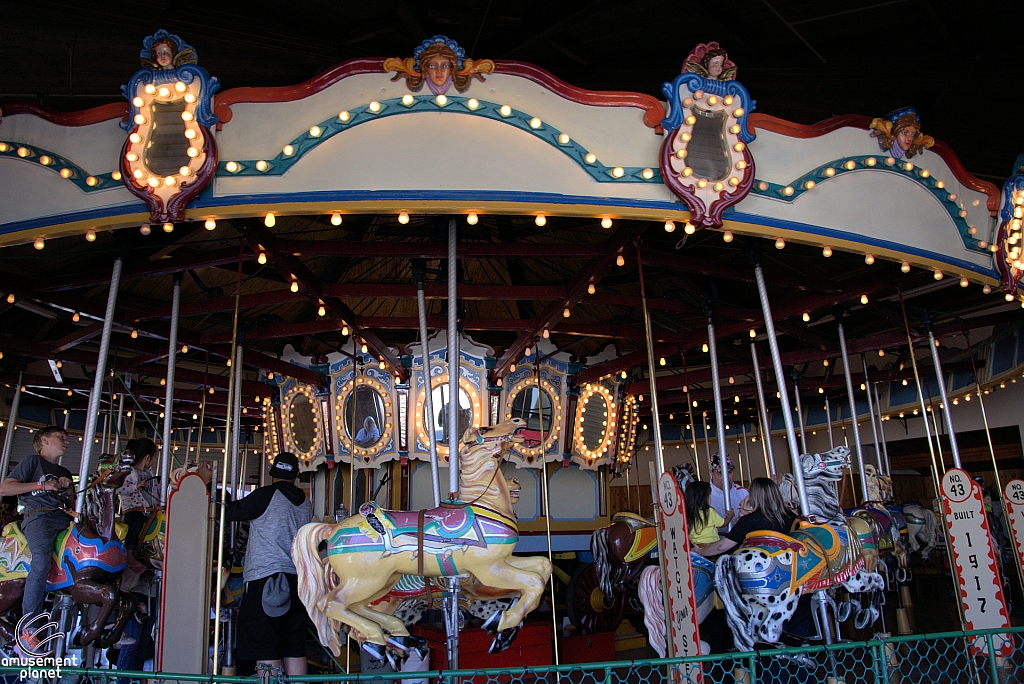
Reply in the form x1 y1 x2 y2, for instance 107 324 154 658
0 26 1022 680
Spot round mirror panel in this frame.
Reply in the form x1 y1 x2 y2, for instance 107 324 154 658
424 385 473 445
344 386 386 448
289 393 317 453
510 386 552 433
579 393 609 452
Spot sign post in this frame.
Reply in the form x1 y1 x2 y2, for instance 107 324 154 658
656 470 702 680
1002 479 1024 592
940 468 1012 656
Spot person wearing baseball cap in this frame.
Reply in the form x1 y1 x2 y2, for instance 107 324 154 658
224 452 311 677
709 453 748 532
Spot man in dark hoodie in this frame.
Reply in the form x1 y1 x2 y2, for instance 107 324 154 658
225 452 312 678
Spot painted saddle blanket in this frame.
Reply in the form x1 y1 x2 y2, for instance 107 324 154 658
0 522 126 591
741 521 863 595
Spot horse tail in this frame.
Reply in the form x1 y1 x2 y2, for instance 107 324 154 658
292 522 342 656
715 553 755 653
637 566 666 657
591 526 613 600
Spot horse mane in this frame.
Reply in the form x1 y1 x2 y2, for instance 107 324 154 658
457 439 500 502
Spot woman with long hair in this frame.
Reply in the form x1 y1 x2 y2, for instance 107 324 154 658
692 477 794 557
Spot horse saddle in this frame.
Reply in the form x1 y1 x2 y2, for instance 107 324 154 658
745 522 860 593
612 512 654 531
359 502 484 557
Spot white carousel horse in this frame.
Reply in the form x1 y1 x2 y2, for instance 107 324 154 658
637 555 717 656
902 502 938 560
716 447 883 651
292 420 552 664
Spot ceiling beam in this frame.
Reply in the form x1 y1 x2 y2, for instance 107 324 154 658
639 248 835 292
492 224 641 378
275 239 605 260
235 221 405 379
48 321 104 354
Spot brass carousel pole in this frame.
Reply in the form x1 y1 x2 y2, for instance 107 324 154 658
536 342 560 665
212 248 244 676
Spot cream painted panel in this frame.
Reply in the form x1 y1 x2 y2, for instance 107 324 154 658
0 114 125 173
216 72 660 165
736 171 991 271
750 128 993 239
214 112 676 202
0 158 138 226
548 467 598 521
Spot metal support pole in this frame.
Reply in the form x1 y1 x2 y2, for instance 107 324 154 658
753 264 807 515
77 258 122 514
755 402 771 477
861 353 883 472
750 342 775 475
791 369 808 455
114 393 126 455
160 277 181 502
707 316 730 510
741 423 751 483
837 322 868 503
824 396 835 451
701 412 712 471
926 325 961 469
637 245 666 476
537 348 560 666
230 344 243 496
447 219 459 500
0 370 24 479
873 382 890 473
415 264 441 508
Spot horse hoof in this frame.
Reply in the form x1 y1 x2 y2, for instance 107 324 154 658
488 623 522 654
482 609 502 635
361 641 387 663
388 635 429 660
385 648 406 671
837 602 853 622
855 608 874 630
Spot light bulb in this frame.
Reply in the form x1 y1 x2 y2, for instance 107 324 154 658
664 221 676 233
33 238 44 250
318 305 326 316
379 359 386 370
361 343 368 353
933 269 943 280
535 214 546 226
258 251 267 265
264 213 275 227
543 328 549 338
331 212 342 226
467 212 478 225
878 349 885 357
525 347 532 357
563 307 571 318
864 254 875 265
860 294 869 305
131 329 138 339
684 223 696 234
72 312 80 323
290 281 299 293
823 359 829 366
802 312 810 322
723 231 734 242
659 357 666 366
621 371 628 379
181 345 188 354
205 219 216 230
749 329 756 338
775 238 785 249
342 325 349 336
960 278 969 287
702 343 709 353
398 212 409 224
822 246 832 257
85 229 97 242
616 255 625 266
901 261 910 273
601 217 613 229
587 283 596 294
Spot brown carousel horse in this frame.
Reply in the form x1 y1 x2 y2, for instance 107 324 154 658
0 455 134 648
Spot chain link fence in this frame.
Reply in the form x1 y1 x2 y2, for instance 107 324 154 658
3 626 1021 684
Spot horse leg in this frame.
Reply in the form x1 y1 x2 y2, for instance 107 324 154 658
505 556 554 584
98 592 135 649
0 579 25 643
470 561 547 633
69 579 117 647
319 577 395 651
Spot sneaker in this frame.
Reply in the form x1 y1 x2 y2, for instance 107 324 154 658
17 628 54 657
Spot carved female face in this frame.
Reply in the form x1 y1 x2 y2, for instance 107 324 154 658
896 125 919 151
425 55 453 88
154 43 174 68
708 55 725 78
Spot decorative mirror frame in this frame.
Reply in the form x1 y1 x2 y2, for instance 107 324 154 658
260 395 282 466
414 373 482 461
615 394 640 465
120 30 220 223
280 384 324 465
573 382 617 468
334 373 395 467
502 369 564 466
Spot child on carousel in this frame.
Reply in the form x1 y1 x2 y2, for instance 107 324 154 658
116 438 160 572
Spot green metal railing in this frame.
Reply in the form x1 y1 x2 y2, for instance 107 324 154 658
2 626 1021 684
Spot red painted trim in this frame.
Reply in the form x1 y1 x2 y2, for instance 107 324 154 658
213 57 386 125
493 61 665 129
749 113 1000 214
0 101 128 126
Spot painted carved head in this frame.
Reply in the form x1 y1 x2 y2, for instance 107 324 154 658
702 49 729 79
151 37 177 69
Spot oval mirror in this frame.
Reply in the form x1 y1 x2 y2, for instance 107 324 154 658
579 393 609 452
425 385 473 444
510 386 552 432
144 102 191 176
344 385 387 448
289 393 317 454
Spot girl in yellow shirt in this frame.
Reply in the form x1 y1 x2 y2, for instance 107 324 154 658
685 481 734 547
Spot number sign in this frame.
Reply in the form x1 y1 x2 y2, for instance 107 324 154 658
657 472 703 678
940 468 1012 656
1002 479 1024 583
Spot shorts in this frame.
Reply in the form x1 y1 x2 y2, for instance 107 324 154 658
236 573 309 661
